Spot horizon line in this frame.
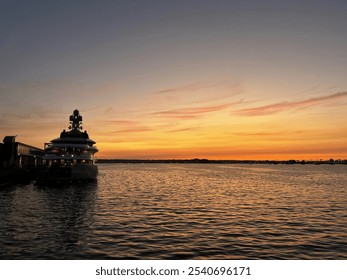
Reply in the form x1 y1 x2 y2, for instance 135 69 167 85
96 158 347 162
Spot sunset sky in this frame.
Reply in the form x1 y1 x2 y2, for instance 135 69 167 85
1 0 346 160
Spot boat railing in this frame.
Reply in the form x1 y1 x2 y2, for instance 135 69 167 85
44 143 52 149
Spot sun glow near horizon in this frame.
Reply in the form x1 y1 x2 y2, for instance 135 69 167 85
88 88 347 160
2 82 346 161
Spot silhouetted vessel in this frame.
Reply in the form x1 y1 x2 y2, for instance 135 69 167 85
42 109 98 180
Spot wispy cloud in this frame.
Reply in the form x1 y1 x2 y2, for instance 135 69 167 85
150 81 243 106
150 103 234 120
232 131 289 137
147 99 243 121
100 120 138 126
167 127 199 133
97 119 152 134
0 106 64 121
110 127 152 134
233 91 347 116
156 83 204 94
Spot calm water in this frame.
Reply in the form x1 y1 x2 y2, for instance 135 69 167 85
0 164 346 259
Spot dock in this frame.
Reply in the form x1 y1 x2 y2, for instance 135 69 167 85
0 136 44 183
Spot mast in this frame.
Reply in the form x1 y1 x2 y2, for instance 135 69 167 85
69 109 83 132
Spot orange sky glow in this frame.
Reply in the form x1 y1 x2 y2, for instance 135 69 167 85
1 1 346 160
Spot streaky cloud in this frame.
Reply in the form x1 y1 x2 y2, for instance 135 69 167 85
101 120 139 125
233 91 347 116
150 103 232 119
110 126 152 134
156 83 204 94
167 127 199 133
152 82 243 105
232 130 305 137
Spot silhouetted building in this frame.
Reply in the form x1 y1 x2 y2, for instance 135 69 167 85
1 136 44 168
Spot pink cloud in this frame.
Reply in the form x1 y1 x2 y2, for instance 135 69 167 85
97 119 151 134
167 127 199 133
110 127 152 134
152 82 243 105
150 103 232 119
156 83 203 94
233 91 347 116
101 120 138 125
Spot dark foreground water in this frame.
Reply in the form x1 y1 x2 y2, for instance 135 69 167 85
0 164 346 259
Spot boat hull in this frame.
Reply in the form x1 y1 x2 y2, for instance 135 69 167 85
71 164 98 180
38 165 98 181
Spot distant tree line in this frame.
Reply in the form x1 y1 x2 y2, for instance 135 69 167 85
96 158 347 165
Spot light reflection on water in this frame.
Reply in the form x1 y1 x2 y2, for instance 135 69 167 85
0 164 346 259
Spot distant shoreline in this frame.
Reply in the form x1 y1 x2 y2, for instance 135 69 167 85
97 159 347 165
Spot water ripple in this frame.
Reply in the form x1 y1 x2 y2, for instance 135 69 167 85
0 164 346 259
